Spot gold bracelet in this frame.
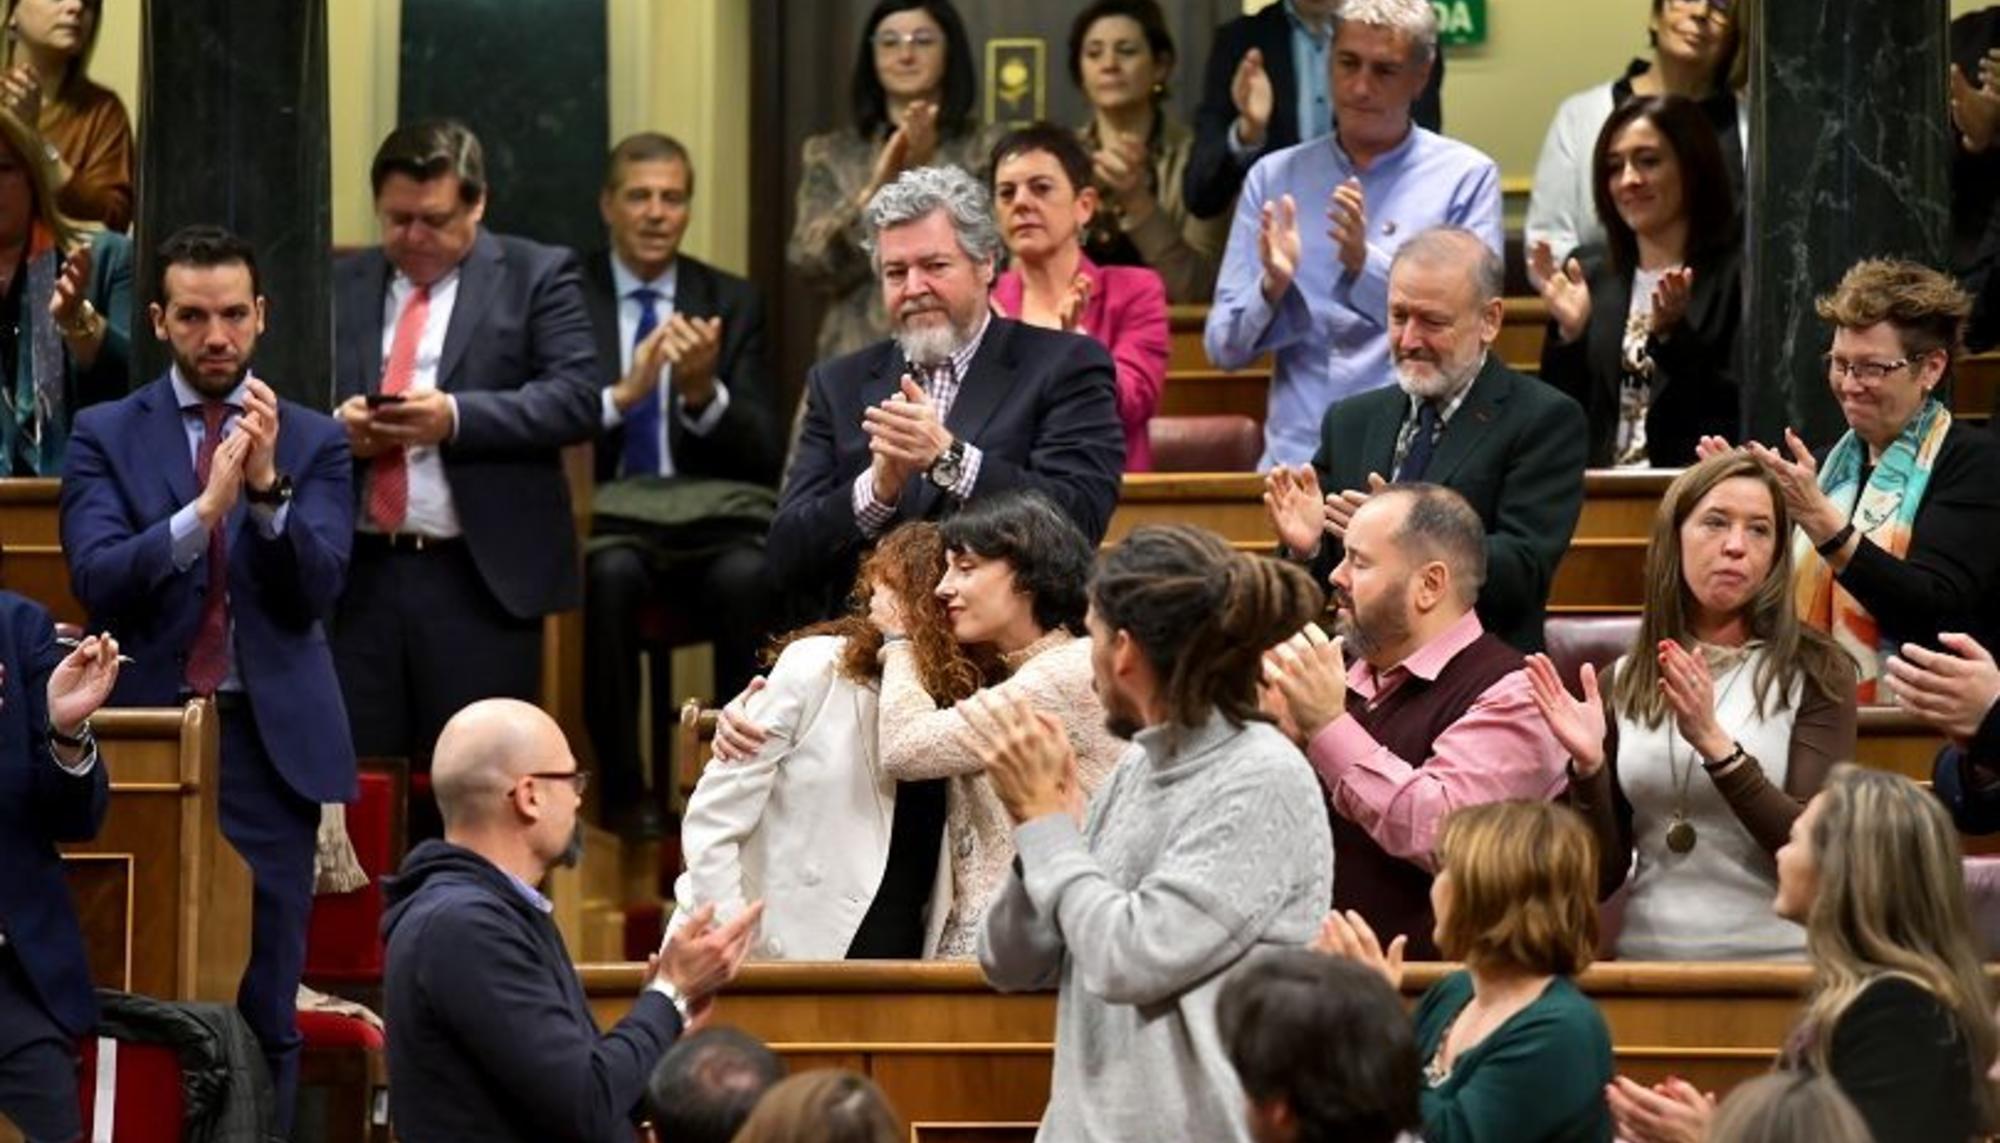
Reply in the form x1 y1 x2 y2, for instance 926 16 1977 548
58 300 101 340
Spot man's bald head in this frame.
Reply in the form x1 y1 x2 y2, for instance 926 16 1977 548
432 699 568 830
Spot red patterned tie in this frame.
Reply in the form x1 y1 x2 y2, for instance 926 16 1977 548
367 284 432 531
185 402 232 696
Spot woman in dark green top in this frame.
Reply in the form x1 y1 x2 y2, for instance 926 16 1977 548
1317 800 1614 1143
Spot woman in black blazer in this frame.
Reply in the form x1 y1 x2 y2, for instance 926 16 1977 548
1534 94 1741 468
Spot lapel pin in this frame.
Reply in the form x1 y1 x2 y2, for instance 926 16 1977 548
1382 220 1397 236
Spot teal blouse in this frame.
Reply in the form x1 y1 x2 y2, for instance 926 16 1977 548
1411 971 1614 1143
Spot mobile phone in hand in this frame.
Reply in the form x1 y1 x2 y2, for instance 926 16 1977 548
365 393 406 408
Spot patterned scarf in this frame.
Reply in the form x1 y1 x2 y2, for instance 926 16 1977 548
3 222 68 475
1791 398 1951 703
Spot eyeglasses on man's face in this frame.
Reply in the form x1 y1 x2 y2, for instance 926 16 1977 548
524 769 590 795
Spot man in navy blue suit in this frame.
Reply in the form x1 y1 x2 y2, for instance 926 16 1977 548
0 599 119 1142
59 225 356 1127
330 119 600 766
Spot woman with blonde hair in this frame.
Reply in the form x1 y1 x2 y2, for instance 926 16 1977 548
729 1070 901 1143
1703 1073 1871 1143
673 521 990 960
1610 766 1997 1143
1529 451 1856 959
1318 800 1613 1143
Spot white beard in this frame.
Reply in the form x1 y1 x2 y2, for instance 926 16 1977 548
1394 349 1485 402
894 311 970 366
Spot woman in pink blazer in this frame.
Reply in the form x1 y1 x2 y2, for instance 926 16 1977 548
988 122 1169 471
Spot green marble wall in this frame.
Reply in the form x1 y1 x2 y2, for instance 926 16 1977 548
398 0 609 256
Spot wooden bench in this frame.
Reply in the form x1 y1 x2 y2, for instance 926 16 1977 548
62 702 253 1003
577 958 1835 1129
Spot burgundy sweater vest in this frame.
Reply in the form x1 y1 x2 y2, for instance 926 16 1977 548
1330 631 1522 959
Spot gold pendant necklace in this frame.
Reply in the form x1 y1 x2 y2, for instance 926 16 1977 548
1662 647 1753 856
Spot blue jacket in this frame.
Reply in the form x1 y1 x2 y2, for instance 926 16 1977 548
0 589 109 1035
1933 703 2000 835
382 840 683 1142
58 374 357 803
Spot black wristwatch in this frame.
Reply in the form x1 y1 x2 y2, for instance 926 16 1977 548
245 473 294 507
927 438 968 491
49 719 93 750
1814 522 1856 557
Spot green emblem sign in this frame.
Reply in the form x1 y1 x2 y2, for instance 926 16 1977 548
1433 0 1486 47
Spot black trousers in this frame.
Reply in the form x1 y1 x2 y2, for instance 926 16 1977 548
583 541 774 815
0 945 79 1143
332 537 542 765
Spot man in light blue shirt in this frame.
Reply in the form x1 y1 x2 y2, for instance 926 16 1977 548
1204 0 1501 468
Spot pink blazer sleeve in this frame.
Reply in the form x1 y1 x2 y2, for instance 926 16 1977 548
1086 266 1169 472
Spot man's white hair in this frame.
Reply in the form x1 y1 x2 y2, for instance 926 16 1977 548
1337 0 1439 65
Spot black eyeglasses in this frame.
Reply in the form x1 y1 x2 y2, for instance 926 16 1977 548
525 769 591 795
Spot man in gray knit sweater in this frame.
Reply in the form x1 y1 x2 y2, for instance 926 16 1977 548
970 525 1335 1142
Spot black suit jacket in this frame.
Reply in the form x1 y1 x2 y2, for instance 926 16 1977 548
769 320 1126 616
581 251 782 487
0 591 108 1038
1184 3 1446 219
1538 243 1743 468
1306 357 1587 653
333 229 600 618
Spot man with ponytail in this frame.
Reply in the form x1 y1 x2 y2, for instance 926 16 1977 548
1261 483 1567 959
966 524 1332 1142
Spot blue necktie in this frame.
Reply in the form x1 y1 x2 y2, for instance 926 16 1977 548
1398 400 1441 482
620 287 663 477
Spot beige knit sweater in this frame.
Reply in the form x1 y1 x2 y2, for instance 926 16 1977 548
878 630 1126 957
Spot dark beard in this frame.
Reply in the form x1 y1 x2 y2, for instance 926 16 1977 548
1104 710 1143 741
176 355 249 400
556 824 585 869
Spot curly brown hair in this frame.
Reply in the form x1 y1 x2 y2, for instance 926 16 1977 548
767 522 990 703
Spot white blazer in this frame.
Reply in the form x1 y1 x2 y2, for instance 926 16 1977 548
671 635 946 959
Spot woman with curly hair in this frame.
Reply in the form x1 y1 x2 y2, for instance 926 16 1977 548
670 520 987 959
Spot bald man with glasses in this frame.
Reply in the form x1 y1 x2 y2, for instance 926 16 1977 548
382 698 762 1143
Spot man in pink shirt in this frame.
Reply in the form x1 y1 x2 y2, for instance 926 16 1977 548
1263 483 1566 957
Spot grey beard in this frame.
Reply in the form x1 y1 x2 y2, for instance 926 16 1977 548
1394 349 1484 402
894 314 970 366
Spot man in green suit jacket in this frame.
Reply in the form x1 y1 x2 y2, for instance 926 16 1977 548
1266 226 1585 653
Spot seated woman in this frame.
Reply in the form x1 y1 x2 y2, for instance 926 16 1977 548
1535 94 1742 468
787 0 990 362
672 522 986 960
1319 800 1613 1143
730 1070 902 1143
874 490 1127 956
1067 0 1228 304
1728 258 2000 701
1610 765 1997 1143
3 0 133 230
1528 452 1856 959
988 122 1167 470
1525 0 1741 276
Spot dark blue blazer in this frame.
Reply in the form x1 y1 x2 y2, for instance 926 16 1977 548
333 229 601 619
58 375 358 804
768 319 1126 614
0 590 108 1036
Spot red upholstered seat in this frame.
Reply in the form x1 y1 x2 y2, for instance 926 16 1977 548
296 1010 386 1052
1148 415 1263 473
75 1036 186 1143
305 763 406 986
1542 615 1642 693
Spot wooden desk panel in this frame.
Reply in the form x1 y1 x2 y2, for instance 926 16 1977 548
1159 370 1268 426
0 478 80 622
61 704 253 1003
580 959 1821 1124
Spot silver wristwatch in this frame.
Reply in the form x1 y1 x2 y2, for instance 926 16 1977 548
927 437 967 491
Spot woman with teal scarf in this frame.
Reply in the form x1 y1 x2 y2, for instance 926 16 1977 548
1714 259 2000 702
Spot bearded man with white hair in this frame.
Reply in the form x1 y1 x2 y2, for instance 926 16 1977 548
766 164 1126 621
1262 225 1587 653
